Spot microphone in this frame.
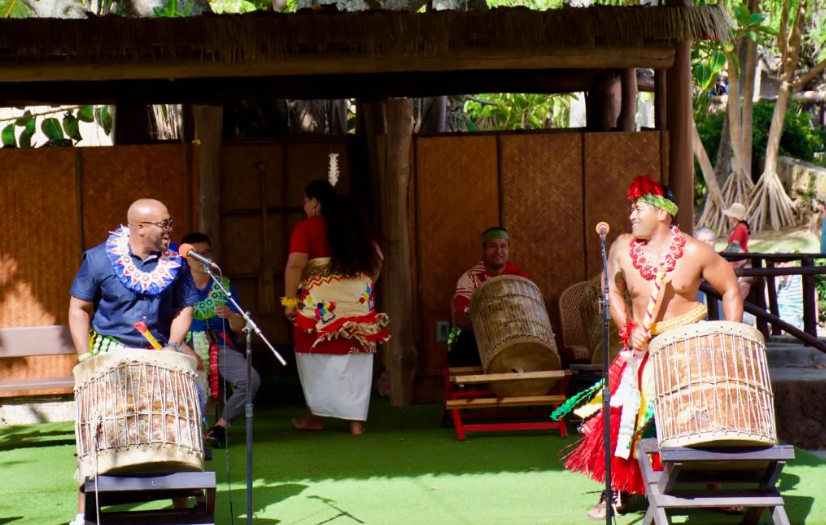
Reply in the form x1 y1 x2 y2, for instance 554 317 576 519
595 222 610 237
178 243 220 270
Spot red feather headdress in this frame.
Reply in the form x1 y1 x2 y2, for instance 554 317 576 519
627 174 663 201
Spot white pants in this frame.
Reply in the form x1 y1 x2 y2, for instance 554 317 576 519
295 353 373 421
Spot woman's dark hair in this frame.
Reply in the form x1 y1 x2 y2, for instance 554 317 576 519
305 180 377 276
738 220 751 235
181 232 211 246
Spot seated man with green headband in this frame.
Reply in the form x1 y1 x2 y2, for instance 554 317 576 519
450 227 530 367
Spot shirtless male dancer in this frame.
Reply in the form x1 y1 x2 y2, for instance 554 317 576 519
555 175 743 520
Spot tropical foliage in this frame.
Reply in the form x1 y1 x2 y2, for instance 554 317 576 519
1 106 113 148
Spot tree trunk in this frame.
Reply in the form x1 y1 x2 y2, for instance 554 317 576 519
726 52 746 177
714 100 733 188
740 0 761 178
380 98 417 406
764 79 793 175
693 119 723 205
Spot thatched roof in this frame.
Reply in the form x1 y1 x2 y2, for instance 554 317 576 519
0 5 726 70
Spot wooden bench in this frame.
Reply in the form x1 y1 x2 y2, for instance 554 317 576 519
83 472 216 525
0 325 77 398
440 366 571 440
636 438 794 525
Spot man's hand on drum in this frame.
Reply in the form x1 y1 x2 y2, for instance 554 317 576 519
630 325 651 351
162 342 205 371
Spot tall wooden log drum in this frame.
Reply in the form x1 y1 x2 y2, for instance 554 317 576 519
470 275 560 397
649 321 777 448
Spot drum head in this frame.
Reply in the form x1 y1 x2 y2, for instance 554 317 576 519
487 337 561 397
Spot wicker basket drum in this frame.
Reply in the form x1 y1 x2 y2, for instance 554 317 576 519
648 321 777 449
580 274 626 365
470 276 560 397
73 350 205 481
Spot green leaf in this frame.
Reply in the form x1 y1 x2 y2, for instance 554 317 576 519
78 105 94 123
747 30 758 42
710 50 726 75
19 117 35 148
95 106 113 135
757 25 780 37
41 118 64 141
695 62 713 91
748 13 765 26
62 112 82 142
2 124 16 147
15 110 32 126
0 0 32 18
466 120 478 132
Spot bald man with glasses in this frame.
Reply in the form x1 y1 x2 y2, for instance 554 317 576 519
67 198 200 525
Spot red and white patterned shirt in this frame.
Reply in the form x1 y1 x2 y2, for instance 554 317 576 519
452 261 530 315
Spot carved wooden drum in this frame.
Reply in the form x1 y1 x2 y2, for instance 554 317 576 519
649 321 777 448
470 275 560 397
73 350 204 481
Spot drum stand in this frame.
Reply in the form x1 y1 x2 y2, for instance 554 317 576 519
203 265 287 525
441 367 572 440
636 438 794 525
82 472 216 525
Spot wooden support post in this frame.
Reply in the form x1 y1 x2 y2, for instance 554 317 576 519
666 39 693 233
802 256 817 336
654 69 667 131
112 102 150 145
381 98 417 406
618 68 638 132
586 71 620 131
193 106 223 257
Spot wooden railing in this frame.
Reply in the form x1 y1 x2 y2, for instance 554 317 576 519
701 252 826 353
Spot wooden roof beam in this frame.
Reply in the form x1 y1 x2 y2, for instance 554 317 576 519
0 47 674 85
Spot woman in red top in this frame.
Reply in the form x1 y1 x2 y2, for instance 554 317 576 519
283 180 388 435
723 202 750 252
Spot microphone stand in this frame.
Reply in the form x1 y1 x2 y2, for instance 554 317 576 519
598 228 613 525
202 264 287 525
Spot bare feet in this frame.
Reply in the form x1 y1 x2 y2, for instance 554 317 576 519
349 421 366 435
291 415 324 431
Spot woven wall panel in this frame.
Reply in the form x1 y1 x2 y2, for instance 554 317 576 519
221 214 286 276
286 142 351 205
501 134 585 345
584 132 663 277
416 135 499 376
0 148 78 329
82 145 191 249
0 354 77 397
220 144 285 210
229 277 291 345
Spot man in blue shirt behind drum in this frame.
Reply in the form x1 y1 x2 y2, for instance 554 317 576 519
67 198 200 525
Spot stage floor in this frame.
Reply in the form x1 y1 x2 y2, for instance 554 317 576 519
1 391 825 525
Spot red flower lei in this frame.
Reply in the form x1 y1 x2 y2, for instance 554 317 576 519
630 226 686 281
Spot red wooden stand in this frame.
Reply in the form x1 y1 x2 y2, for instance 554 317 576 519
440 366 572 441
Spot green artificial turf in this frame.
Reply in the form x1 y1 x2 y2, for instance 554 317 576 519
1 383 825 525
